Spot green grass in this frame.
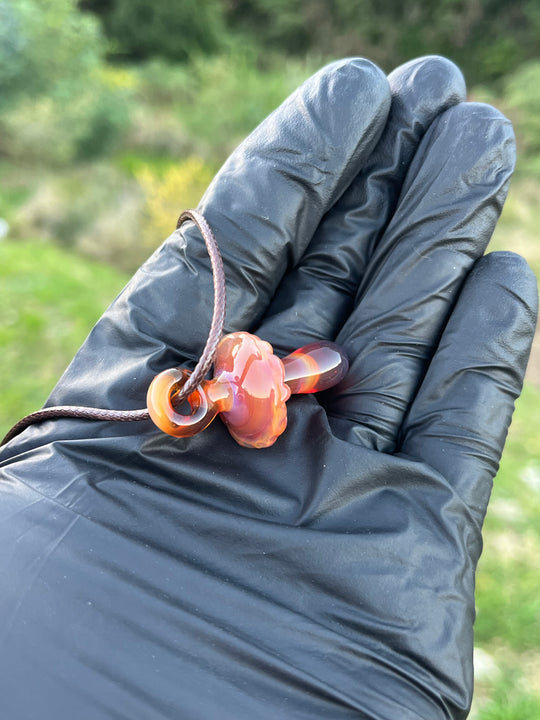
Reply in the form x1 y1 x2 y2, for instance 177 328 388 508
476 534 540 651
476 678 540 719
0 239 129 437
489 176 540 279
471 382 540 716
115 150 184 177
0 161 41 222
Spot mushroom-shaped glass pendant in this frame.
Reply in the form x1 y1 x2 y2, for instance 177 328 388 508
147 332 348 448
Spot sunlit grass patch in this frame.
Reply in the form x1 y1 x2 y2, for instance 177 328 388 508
489 176 540 279
472 662 540 719
476 531 540 651
472 380 540 712
475 382 540 650
0 239 128 438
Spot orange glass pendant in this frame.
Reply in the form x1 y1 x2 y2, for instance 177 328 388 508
147 332 348 448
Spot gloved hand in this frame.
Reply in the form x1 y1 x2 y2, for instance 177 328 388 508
0 56 537 720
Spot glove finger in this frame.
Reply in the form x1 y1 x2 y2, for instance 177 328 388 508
325 102 516 451
198 58 390 334
45 59 390 415
256 56 466 352
400 252 538 522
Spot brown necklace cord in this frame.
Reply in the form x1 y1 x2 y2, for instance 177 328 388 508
1 210 226 447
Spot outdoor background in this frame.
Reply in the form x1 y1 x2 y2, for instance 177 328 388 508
1 1 539 716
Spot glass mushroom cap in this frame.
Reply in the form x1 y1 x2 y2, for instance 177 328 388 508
147 332 349 448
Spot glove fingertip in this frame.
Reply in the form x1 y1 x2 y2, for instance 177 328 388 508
389 55 466 108
480 251 538 314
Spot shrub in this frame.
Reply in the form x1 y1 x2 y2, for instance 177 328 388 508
131 58 193 108
503 62 540 155
136 157 214 251
92 0 226 63
11 157 215 273
11 164 144 264
76 67 135 159
0 77 132 165
169 50 317 160
0 0 102 110
0 0 132 164
125 107 192 159
0 239 129 437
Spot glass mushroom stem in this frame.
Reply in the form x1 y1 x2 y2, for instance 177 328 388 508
146 332 349 449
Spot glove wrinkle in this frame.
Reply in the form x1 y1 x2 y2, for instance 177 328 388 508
257 56 466 354
2 425 475 719
401 252 538 519
327 103 516 452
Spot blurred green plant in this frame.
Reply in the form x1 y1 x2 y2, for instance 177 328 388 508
69 156 216 271
472 381 540 713
0 239 129 436
137 156 214 250
8 157 216 272
503 62 540 156
0 79 132 165
475 671 540 719
243 0 540 83
0 0 101 109
9 163 147 271
80 0 226 62
77 66 135 159
488 177 540 284
168 51 318 159
0 0 132 164
80 0 540 83
115 52 319 162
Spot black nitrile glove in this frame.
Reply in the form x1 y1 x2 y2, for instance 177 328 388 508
0 57 537 719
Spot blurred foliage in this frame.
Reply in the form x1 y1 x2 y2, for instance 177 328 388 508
0 240 129 433
127 52 318 161
489 178 540 282
79 0 540 84
503 62 540 156
226 0 540 84
474 62 540 162
0 70 132 165
470 380 540 715
80 0 226 62
475 671 540 719
9 163 147 272
137 157 214 250
0 0 101 109
0 0 132 164
164 51 318 159
11 164 134 242
9 157 215 273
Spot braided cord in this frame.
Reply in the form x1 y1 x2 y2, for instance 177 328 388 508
174 210 226 397
1 210 226 446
